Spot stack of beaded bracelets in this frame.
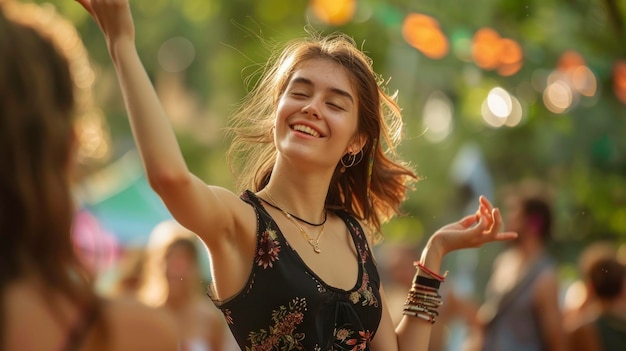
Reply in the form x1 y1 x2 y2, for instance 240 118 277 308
403 261 446 324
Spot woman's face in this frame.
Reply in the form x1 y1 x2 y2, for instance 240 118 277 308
274 58 361 170
164 245 196 286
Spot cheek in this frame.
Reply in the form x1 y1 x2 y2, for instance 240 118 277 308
276 94 295 117
165 259 193 279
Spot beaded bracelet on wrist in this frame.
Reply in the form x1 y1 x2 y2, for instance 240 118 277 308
413 274 441 290
402 310 437 324
413 261 447 282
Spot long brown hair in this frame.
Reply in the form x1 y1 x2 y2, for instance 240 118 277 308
228 31 417 238
0 4 99 345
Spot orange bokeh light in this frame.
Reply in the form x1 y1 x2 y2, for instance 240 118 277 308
614 60 626 105
402 13 449 59
472 27 523 76
558 50 586 71
310 0 356 26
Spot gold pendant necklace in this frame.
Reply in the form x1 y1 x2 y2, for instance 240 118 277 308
264 191 325 253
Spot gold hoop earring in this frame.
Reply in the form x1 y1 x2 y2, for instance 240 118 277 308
340 149 364 169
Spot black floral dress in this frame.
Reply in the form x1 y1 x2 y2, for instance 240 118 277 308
209 190 382 351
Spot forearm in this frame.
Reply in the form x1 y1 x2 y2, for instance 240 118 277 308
395 238 445 351
108 39 189 182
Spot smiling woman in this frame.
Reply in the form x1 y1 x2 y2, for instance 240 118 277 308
76 0 517 350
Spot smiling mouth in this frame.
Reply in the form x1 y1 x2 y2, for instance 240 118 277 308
292 124 321 137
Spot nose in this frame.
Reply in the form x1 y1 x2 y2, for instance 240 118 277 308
302 99 321 119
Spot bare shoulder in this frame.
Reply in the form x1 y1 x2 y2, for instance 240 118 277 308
103 298 178 351
205 186 256 228
192 185 256 245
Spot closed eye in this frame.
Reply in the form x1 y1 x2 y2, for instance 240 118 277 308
327 102 345 111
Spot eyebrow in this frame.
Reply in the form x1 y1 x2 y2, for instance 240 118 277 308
291 77 354 103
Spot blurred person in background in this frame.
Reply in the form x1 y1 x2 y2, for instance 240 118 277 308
139 220 234 351
562 241 617 334
0 2 177 350
567 257 626 350
76 0 517 350
470 181 566 351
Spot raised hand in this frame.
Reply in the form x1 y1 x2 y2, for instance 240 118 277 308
75 0 135 50
428 196 517 258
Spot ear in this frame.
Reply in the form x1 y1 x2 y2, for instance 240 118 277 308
346 133 367 154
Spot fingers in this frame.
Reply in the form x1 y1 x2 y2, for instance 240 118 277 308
460 214 479 228
475 196 496 228
494 230 519 241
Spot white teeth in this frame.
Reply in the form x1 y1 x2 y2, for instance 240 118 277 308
293 124 320 137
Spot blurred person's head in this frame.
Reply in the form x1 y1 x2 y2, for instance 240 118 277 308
0 5 77 278
579 241 617 282
0 2 101 345
163 237 201 296
503 180 553 245
563 242 617 313
139 220 207 306
0 2 98 292
588 257 625 303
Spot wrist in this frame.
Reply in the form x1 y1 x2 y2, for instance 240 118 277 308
419 234 446 272
108 37 136 63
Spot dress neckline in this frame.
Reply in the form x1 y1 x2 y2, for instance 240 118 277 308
247 190 364 293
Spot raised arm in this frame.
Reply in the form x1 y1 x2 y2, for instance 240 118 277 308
371 196 517 351
75 0 236 243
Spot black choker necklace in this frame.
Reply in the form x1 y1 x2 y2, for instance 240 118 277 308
259 196 328 227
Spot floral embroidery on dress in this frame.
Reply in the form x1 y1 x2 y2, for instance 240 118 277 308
223 308 234 325
333 325 373 351
346 221 370 264
246 297 307 351
256 227 281 269
348 271 379 307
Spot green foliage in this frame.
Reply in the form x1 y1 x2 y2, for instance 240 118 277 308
38 0 626 253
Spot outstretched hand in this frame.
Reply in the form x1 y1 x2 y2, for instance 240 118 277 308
75 0 135 47
430 196 517 256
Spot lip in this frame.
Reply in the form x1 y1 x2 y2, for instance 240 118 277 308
289 121 325 138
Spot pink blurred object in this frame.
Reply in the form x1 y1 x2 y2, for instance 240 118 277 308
72 208 121 273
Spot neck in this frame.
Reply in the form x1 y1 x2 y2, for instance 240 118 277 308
261 160 332 222
165 286 194 309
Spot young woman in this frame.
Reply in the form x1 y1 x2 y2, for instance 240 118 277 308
0 5 177 351
139 221 232 351
76 1 517 350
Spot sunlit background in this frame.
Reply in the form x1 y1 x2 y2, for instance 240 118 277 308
16 0 626 333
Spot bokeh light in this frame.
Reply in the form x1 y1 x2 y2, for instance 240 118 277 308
310 0 356 26
422 91 454 142
613 60 626 105
481 87 523 127
402 13 449 59
539 50 599 113
543 79 573 114
556 50 598 98
472 28 523 76
158 37 196 73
